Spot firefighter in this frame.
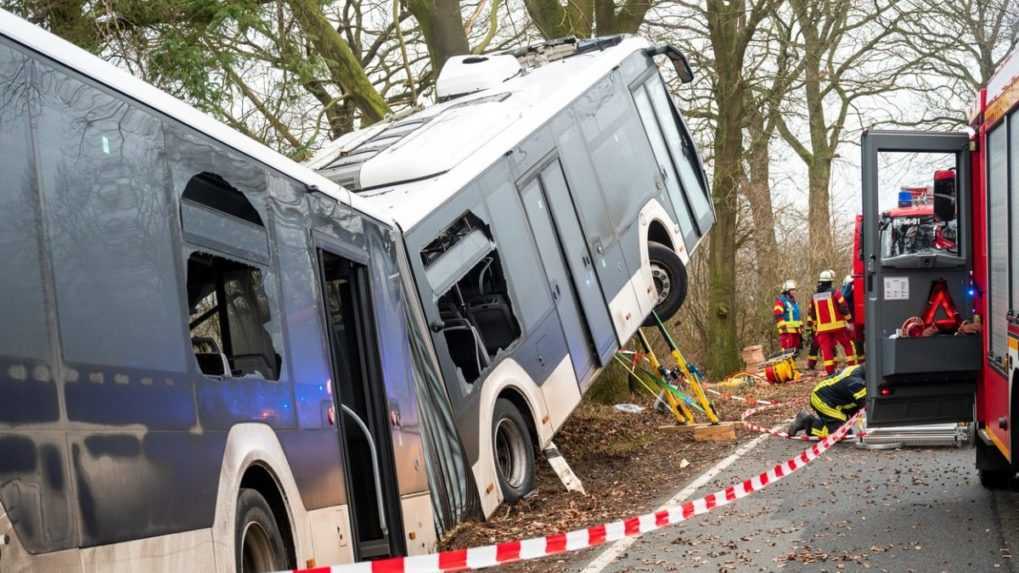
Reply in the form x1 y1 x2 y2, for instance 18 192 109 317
806 270 858 374
787 364 866 438
773 280 803 355
842 274 865 361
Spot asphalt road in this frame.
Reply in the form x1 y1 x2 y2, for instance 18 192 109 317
576 437 1019 572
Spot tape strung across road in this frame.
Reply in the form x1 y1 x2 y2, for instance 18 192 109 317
280 410 863 573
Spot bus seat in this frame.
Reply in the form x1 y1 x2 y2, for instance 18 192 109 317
467 294 519 355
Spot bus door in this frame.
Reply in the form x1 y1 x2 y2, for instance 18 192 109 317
520 163 599 385
316 247 404 560
861 130 980 426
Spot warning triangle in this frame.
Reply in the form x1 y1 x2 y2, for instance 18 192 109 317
921 280 961 332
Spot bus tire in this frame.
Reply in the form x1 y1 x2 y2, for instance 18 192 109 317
493 398 535 503
644 241 688 327
235 488 290 573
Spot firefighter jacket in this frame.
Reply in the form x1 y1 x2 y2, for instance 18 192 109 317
810 365 866 422
807 288 852 333
773 293 802 333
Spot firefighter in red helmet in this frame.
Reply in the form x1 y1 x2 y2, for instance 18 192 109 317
806 270 858 374
773 280 803 355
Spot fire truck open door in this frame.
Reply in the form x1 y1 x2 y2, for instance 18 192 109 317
862 130 981 426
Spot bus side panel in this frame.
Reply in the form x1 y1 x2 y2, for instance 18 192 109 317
0 40 78 554
271 176 349 510
575 69 665 327
364 222 429 498
558 104 640 341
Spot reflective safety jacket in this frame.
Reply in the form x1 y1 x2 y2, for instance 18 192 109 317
808 289 852 333
773 293 802 333
810 365 866 422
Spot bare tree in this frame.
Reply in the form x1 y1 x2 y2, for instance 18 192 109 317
897 0 1019 128
524 0 656 38
773 0 920 277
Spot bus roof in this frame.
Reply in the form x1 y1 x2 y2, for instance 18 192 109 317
0 9 394 226
307 36 658 231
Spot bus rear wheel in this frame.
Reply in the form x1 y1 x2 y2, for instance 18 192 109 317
236 488 289 573
493 399 535 503
644 241 688 327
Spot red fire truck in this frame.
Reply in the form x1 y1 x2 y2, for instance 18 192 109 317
861 51 1019 486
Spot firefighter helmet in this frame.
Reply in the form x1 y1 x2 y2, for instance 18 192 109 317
782 279 797 292
819 270 835 282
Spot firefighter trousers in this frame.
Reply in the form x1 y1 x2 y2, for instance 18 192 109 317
812 329 857 374
779 332 802 353
807 394 860 438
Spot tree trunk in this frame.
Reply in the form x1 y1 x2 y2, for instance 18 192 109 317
406 0 470 72
800 28 835 279
525 0 593 38
287 0 389 124
806 156 834 275
595 0 652 35
745 112 779 291
704 0 747 378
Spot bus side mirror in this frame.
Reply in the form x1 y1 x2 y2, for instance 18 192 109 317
933 169 956 222
644 45 694 84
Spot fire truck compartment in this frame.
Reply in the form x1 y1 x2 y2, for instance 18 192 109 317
880 335 981 377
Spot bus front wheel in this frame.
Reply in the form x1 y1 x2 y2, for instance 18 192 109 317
645 241 688 327
236 488 289 573
493 399 535 503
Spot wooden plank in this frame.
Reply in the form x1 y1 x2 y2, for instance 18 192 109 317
658 422 738 442
694 422 737 442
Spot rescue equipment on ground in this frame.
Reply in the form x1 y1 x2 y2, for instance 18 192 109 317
763 355 798 384
650 312 719 423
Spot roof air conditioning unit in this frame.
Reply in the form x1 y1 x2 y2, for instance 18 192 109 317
436 54 521 101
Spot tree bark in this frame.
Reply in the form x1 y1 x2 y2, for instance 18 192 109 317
524 0 593 38
405 0 470 72
744 110 780 294
287 0 389 124
704 0 755 378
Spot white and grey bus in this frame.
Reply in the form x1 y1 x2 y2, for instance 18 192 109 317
0 9 477 572
309 36 715 517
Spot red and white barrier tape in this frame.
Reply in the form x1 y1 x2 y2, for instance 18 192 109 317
740 400 819 441
281 410 862 573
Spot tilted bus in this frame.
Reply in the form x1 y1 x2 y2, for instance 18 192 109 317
859 46 1019 485
309 37 715 516
0 9 471 571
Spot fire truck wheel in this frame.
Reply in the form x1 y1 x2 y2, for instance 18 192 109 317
236 488 290 573
975 439 1014 490
493 399 535 503
644 241 688 327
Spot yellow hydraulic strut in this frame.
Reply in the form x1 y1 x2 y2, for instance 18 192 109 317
635 330 695 425
651 312 720 424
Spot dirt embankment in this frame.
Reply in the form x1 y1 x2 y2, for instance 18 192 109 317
440 373 821 572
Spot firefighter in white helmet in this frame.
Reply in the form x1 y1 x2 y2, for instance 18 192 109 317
806 270 858 374
773 279 803 355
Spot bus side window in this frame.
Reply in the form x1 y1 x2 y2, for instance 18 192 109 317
423 214 522 383
180 174 282 380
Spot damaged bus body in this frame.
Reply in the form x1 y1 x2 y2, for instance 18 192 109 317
0 10 467 571
310 37 714 516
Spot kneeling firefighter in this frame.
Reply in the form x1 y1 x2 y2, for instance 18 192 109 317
787 365 866 438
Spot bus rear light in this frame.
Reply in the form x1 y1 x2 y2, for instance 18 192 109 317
879 387 893 397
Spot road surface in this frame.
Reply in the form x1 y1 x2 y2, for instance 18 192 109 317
575 436 1019 572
